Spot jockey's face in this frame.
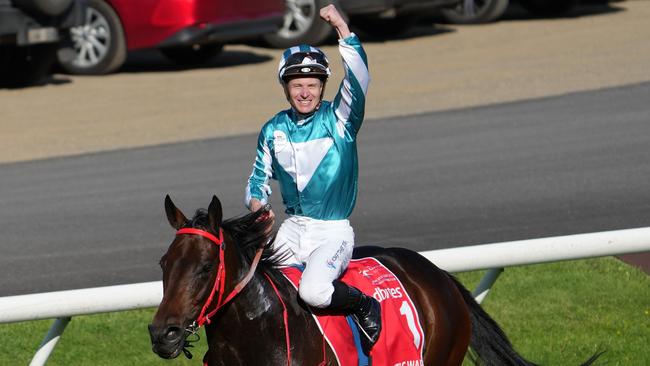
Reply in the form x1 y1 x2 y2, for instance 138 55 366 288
284 77 323 115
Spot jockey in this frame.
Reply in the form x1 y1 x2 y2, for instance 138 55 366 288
244 4 380 355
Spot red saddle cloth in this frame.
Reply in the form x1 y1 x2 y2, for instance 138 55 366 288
281 257 425 366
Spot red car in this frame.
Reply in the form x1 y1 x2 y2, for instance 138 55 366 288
58 0 284 74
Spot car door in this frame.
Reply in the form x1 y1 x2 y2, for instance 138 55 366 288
196 0 285 24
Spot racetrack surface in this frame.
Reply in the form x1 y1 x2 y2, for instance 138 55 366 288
1 1 649 296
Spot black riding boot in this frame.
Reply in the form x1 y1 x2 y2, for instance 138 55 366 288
329 280 382 355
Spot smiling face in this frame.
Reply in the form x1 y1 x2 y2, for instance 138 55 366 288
284 76 324 115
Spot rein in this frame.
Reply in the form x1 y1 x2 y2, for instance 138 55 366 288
176 227 264 331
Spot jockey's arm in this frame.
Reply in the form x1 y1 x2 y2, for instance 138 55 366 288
245 126 274 214
329 17 370 136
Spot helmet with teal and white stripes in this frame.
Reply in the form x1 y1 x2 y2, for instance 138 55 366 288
278 45 331 84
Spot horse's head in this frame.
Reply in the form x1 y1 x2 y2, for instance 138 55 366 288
148 194 224 359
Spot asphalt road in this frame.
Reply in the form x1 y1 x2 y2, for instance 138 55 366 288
1 82 648 297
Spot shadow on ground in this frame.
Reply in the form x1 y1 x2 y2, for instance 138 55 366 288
119 48 273 74
0 74 72 90
501 1 624 21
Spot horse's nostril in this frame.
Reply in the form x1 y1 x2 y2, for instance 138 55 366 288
149 323 183 345
165 326 182 341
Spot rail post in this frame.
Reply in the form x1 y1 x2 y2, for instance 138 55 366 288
472 268 504 304
29 316 71 366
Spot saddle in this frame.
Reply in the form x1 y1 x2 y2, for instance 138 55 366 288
281 257 425 366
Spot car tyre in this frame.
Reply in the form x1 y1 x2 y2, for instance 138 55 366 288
0 44 58 87
263 0 334 48
160 43 224 66
518 0 578 17
351 14 420 38
441 0 510 24
58 0 126 75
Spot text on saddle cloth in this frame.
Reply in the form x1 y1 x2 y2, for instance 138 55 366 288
281 257 425 366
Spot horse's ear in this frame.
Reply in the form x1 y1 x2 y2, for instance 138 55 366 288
208 195 223 231
165 195 187 230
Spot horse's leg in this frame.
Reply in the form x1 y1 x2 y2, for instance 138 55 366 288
357 247 471 366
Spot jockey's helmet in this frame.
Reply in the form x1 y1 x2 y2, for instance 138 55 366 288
278 45 331 84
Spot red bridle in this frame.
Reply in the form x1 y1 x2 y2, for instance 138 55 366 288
175 227 264 330
175 226 319 366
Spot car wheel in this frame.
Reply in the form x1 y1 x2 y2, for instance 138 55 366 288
0 44 58 87
160 43 224 66
441 0 509 24
262 0 334 48
58 0 126 75
518 0 578 16
351 14 420 38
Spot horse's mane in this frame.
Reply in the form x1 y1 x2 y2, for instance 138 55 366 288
186 208 286 275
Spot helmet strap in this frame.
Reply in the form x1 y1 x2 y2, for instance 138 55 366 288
319 80 327 103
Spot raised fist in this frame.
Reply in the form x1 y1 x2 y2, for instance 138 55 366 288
319 4 350 39
319 4 345 28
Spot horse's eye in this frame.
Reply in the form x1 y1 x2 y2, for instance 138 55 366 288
159 256 167 269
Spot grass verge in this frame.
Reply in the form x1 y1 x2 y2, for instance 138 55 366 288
1 257 648 365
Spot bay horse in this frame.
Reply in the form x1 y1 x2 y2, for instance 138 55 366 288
149 195 602 365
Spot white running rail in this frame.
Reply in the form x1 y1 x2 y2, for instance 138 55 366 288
2 226 649 365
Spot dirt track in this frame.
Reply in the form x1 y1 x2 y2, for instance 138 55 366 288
0 1 649 164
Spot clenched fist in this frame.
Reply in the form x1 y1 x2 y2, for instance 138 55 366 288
319 4 350 39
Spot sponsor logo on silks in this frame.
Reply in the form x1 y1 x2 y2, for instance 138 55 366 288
373 286 403 302
326 241 349 269
273 130 287 146
394 360 424 366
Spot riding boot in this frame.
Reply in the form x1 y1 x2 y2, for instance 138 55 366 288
329 280 382 355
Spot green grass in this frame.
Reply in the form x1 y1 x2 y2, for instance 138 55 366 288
459 258 650 366
1 257 648 365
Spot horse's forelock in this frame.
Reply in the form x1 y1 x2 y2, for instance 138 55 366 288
186 209 210 230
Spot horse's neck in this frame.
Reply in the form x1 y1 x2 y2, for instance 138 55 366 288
204 271 323 364
224 270 295 324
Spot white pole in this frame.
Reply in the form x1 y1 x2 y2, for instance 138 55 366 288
0 281 162 324
29 317 71 366
472 268 504 304
421 226 650 273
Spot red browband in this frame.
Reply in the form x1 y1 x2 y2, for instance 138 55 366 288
176 228 223 245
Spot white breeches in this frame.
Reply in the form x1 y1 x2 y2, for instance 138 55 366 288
274 215 355 308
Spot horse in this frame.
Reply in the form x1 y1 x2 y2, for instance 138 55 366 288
149 195 602 365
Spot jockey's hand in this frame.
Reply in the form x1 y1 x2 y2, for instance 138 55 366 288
250 199 275 228
249 198 264 212
320 5 350 39
261 203 275 223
